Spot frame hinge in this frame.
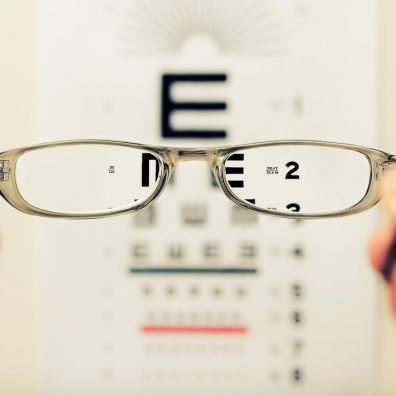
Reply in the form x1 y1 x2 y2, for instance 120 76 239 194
375 157 396 181
0 160 10 181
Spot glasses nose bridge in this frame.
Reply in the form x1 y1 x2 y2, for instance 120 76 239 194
167 148 217 166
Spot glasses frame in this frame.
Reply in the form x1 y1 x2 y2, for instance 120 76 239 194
0 139 395 219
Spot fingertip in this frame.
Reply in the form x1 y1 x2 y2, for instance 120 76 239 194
380 166 396 219
367 221 395 272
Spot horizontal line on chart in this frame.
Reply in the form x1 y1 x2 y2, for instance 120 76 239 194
141 325 248 334
228 154 244 161
225 167 244 174
129 267 257 275
228 180 244 188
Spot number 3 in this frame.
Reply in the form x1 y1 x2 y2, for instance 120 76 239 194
287 203 300 212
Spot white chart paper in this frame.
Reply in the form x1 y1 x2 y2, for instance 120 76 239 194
36 1 378 395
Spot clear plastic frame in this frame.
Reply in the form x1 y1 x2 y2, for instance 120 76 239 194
0 139 395 219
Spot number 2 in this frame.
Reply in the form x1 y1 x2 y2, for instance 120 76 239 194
286 161 300 179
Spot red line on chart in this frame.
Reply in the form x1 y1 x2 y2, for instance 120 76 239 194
141 325 248 334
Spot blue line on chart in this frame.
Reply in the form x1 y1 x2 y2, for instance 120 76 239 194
129 267 258 275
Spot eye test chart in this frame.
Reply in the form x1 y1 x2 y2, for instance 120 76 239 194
36 1 377 396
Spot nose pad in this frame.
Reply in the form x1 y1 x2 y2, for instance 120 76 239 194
167 148 217 164
209 168 220 188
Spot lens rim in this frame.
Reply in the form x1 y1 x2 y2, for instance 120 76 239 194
216 140 389 219
0 140 169 219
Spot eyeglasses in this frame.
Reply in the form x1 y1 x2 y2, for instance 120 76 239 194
0 139 395 219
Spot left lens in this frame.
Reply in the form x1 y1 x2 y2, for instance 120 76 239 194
223 144 371 216
15 143 162 215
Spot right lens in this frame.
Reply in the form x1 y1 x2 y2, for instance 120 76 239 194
224 144 371 216
15 143 162 215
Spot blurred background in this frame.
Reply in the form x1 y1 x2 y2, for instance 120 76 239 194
1 0 396 395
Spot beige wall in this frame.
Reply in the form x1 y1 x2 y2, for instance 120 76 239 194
0 1 37 395
0 1 395 395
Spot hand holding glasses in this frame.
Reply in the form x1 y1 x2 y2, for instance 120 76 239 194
0 139 395 219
